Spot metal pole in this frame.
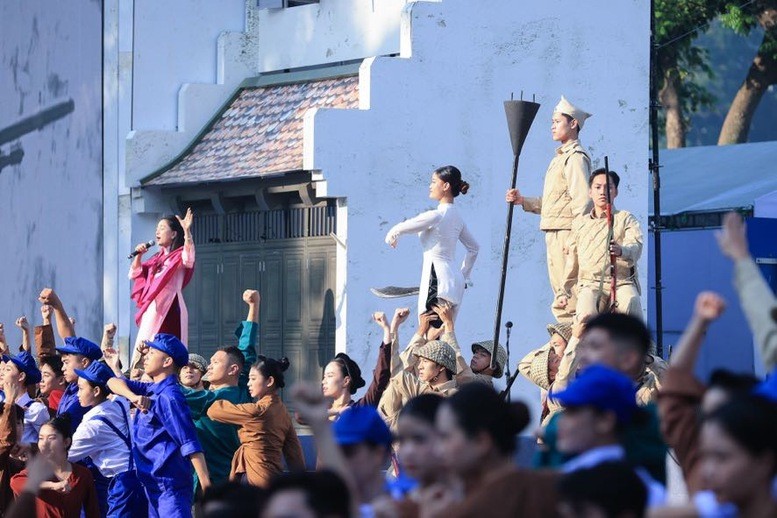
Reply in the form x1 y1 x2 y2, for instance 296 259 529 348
650 0 664 357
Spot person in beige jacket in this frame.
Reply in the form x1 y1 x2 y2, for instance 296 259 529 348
507 95 592 322
518 322 572 423
558 168 644 322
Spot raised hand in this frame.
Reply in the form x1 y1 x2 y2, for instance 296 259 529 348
694 291 726 322
242 289 260 305
103 347 123 376
14 316 29 332
104 323 117 340
38 288 62 308
176 207 194 232
40 304 52 323
716 212 749 261
130 394 151 413
291 382 330 428
0 324 6 356
373 312 389 329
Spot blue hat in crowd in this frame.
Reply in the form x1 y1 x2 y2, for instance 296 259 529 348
74 361 115 391
56 336 103 361
1 351 42 385
754 367 777 402
551 364 638 424
333 405 392 447
145 333 189 368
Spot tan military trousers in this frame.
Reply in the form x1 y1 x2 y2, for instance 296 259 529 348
545 229 574 322
575 283 643 322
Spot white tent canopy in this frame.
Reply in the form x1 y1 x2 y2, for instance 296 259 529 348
649 140 777 217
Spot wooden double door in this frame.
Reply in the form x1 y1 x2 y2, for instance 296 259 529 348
184 237 336 389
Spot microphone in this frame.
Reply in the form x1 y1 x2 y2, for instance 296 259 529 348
128 240 156 259
505 321 513 329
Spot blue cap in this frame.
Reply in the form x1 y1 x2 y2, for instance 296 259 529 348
754 368 777 402
74 362 115 390
333 405 392 447
145 333 189 368
551 364 638 424
1 351 42 385
56 336 103 361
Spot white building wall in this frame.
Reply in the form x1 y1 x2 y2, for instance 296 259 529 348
310 0 649 416
0 1 103 342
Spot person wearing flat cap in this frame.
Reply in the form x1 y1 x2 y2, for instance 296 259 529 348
552 364 666 507
518 322 572 424
107 333 210 518
506 95 593 322
70 362 146 516
55 336 103 431
1 350 48 446
378 338 458 430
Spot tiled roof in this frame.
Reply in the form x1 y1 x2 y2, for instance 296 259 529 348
144 75 359 186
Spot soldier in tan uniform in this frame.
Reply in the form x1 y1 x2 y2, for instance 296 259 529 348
506 95 592 321
557 168 643 322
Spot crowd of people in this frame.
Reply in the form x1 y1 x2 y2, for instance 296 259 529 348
1 95 776 518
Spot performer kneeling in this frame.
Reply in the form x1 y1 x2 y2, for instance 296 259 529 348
385 166 479 322
558 169 643 322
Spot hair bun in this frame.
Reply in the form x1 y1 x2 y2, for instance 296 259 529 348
279 357 291 372
459 181 470 195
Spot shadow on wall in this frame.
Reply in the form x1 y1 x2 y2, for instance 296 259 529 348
0 98 74 174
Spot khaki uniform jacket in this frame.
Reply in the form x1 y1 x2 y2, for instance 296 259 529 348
734 257 777 369
207 393 305 487
563 208 643 296
522 139 591 231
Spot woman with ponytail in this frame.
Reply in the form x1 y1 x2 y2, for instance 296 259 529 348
207 356 305 487
385 165 479 322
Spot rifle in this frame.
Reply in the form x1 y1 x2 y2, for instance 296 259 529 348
604 156 617 312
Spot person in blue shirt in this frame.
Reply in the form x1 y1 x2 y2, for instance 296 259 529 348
182 289 258 492
55 336 103 430
71 361 147 517
108 333 210 518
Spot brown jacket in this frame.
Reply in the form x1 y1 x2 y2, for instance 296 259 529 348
0 401 22 514
656 367 706 493
207 393 305 487
522 139 591 231
434 466 560 518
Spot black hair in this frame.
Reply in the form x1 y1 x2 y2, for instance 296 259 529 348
160 215 185 251
557 461 647 517
331 353 366 395
40 355 64 377
443 383 529 456
43 415 73 447
433 165 470 197
585 313 651 357
82 379 110 401
399 393 444 426
707 369 759 396
588 167 621 188
252 356 290 389
200 481 266 518
264 469 351 518
704 394 777 470
560 113 582 134
217 345 246 371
